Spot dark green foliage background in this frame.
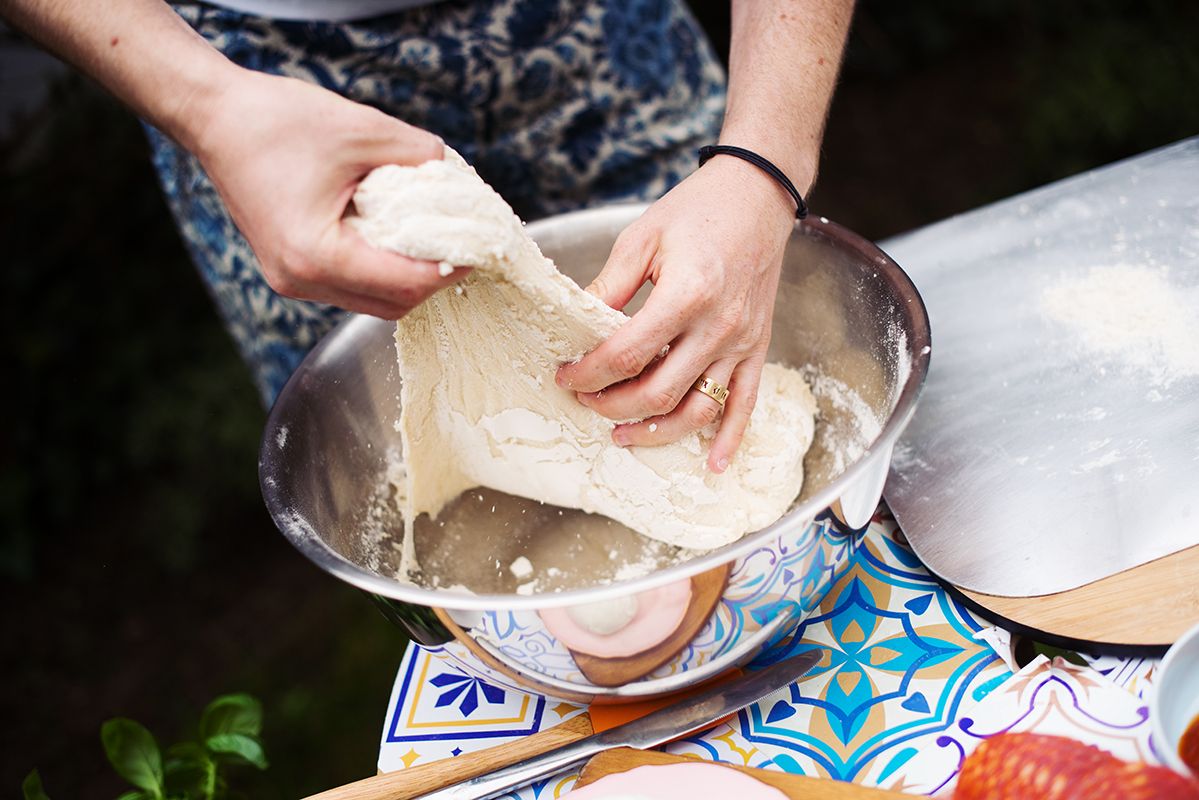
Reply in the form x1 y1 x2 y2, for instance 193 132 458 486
3 0 1197 795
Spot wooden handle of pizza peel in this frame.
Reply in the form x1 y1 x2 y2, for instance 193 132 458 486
302 713 594 800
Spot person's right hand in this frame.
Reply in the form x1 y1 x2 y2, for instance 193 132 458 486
185 67 466 319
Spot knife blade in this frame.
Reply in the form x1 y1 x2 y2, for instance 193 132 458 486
422 650 822 800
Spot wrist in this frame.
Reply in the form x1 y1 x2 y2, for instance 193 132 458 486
715 130 818 196
700 145 809 223
697 156 793 226
163 58 247 157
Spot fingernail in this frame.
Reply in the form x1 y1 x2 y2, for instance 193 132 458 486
714 457 730 473
612 429 628 447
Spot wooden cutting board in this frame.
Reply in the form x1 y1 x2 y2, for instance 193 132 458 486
574 749 907 798
951 543 1199 650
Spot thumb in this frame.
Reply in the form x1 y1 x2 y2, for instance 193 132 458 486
335 222 469 307
586 230 652 311
362 112 446 168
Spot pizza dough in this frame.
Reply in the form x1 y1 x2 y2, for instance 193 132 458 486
350 149 816 555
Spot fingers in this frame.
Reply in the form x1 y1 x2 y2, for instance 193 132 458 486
321 118 455 311
207 74 456 317
263 258 425 319
320 288 423 321
556 285 685 394
584 228 653 311
266 223 468 317
707 357 764 473
577 336 710 422
610 358 737 448
610 356 764 474
331 223 468 303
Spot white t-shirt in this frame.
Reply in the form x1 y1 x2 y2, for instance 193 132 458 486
201 0 436 21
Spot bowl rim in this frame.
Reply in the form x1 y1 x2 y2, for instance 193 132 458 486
1149 620 1199 776
259 205 932 611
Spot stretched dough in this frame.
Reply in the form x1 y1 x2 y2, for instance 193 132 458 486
350 150 816 553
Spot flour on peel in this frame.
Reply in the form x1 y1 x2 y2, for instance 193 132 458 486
1042 264 1199 387
350 149 817 577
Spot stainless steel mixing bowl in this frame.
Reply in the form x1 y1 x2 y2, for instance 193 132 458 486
259 204 930 702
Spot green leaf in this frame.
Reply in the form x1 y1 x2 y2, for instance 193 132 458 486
114 792 148 800
165 742 207 763
101 719 165 795
204 734 268 770
1030 641 1088 666
163 760 210 798
199 694 262 739
22 769 51 800
164 742 211 797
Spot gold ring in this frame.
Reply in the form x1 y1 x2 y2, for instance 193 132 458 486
692 375 729 407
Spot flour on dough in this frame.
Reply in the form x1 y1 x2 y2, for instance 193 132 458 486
350 149 816 564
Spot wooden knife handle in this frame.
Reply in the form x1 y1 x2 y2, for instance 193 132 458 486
303 713 594 800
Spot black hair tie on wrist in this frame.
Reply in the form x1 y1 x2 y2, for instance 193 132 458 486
698 145 809 220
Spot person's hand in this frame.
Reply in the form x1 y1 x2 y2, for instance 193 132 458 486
555 156 801 473
186 68 466 319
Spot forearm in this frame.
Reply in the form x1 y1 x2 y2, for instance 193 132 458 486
0 0 240 150
722 0 854 193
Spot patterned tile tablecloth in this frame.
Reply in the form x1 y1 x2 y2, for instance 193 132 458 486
377 506 1163 796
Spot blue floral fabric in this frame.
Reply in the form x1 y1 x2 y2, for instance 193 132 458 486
146 0 726 404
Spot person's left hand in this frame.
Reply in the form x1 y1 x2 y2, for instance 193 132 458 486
555 155 804 473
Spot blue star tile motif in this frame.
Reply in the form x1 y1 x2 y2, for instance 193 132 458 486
430 671 507 718
740 515 1009 782
770 578 964 744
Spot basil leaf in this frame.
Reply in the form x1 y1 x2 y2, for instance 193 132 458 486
165 761 209 796
101 719 165 796
1030 641 1088 666
205 734 268 770
164 741 211 797
22 770 51 800
200 694 262 739
165 741 206 762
